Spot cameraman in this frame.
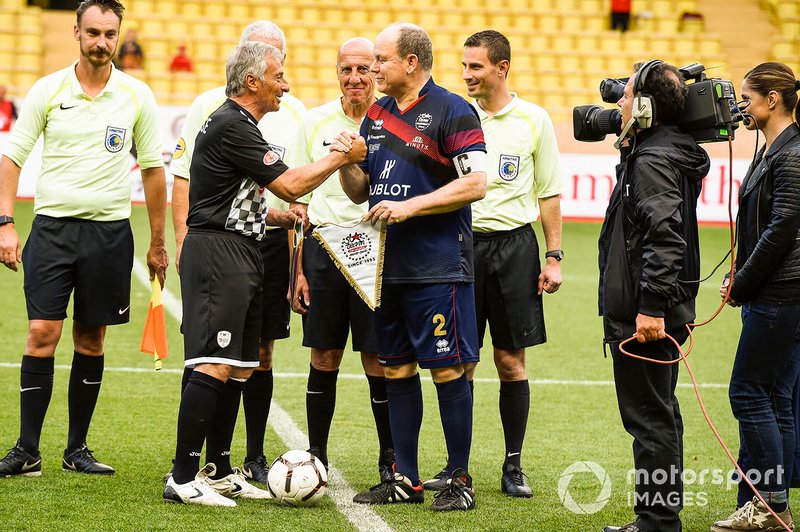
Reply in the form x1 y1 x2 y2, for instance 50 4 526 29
599 60 710 532
712 62 800 532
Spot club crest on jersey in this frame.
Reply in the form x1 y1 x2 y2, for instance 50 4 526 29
217 331 231 348
372 118 384 130
173 137 186 159
105 127 126 153
263 150 280 165
499 154 520 181
340 231 372 263
415 113 432 131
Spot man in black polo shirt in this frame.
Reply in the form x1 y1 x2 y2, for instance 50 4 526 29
164 41 365 506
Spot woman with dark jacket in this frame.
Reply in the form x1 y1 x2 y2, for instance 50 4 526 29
712 62 800 532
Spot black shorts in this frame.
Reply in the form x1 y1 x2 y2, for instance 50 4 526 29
22 215 133 326
180 229 263 368
474 224 546 350
259 229 290 341
301 234 378 352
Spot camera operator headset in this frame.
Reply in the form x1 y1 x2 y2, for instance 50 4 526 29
613 59 661 150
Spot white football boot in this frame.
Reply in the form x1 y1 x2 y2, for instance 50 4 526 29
163 464 237 507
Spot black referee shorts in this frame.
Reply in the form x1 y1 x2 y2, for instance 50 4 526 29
301 234 378 352
22 215 133 326
474 224 546 351
259 228 290 341
180 229 263 368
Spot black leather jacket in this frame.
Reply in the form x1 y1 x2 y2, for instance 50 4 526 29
730 123 800 304
598 125 711 341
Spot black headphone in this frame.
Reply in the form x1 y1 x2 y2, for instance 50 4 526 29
632 59 663 130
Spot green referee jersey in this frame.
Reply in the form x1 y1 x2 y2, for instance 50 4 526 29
471 94 562 233
296 98 367 226
4 62 163 221
171 86 306 227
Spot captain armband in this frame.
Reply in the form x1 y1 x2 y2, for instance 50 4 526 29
453 150 487 178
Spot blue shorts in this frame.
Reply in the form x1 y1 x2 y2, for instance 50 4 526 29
375 282 479 369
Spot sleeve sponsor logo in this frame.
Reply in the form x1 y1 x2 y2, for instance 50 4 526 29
499 154 520 181
173 137 186 159
105 126 126 153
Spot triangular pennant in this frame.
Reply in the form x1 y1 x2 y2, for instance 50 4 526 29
312 220 385 310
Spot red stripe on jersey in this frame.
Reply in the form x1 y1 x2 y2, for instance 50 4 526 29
445 128 485 155
368 106 451 167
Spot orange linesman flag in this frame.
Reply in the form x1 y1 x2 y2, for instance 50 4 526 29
140 277 169 370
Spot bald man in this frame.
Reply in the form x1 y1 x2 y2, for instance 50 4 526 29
293 38 394 489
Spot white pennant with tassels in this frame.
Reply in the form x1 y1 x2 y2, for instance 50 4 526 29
312 219 385 310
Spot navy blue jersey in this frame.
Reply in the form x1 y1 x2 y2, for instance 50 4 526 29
188 99 288 240
358 78 485 284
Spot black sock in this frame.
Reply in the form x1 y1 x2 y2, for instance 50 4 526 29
469 379 474 408
366 374 393 463
19 356 54 455
306 364 338 467
386 373 423 484
243 369 273 460
435 373 472 474
180 366 194 394
206 378 244 479
67 352 104 452
499 379 530 469
773 501 788 513
174 371 224 484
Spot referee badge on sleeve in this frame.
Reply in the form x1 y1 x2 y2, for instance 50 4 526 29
499 154 520 181
105 126 126 153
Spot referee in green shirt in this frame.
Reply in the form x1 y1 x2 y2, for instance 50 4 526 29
0 0 168 477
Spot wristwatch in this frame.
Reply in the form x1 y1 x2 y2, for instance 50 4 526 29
545 249 564 261
0 215 13 226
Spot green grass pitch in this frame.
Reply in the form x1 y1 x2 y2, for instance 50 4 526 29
0 201 782 531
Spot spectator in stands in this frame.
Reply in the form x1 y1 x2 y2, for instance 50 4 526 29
116 28 143 70
611 0 632 32
169 44 193 73
0 85 17 132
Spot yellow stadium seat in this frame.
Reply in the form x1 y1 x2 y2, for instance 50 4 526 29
537 12 560 31
558 53 582 71
561 14 583 33
574 34 597 52
527 34 550 52
598 31 622 53
776 1 799 18
582 55 605 73
194 59 219 78
442 11 463 28
531 0 553 10
418 11 440 29
173 73 197 96
698 37 721 57
228 3 249 19
655 18 679 33
511 11 536 30
584 13 607 31
579 0 604 14
552 33 573 50
512 69 537 90
773 38 796 58
534 54 557 70
369 8 394 27
492 13 513 28
780 19 800 37
193 40 217 60
147 39 169 57
156 1 177 17
0 10 15 30
180 2 202 18
0 32 15 48
674 38 695 56
140 18 164 37
541 92 566 111
216 23 238 41
16 32 40 52
464 10 487 28
204 2 226 19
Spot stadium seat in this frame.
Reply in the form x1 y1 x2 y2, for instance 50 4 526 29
228 3 249 19
204 2 226 19
180 2 202 18
775 1 799 18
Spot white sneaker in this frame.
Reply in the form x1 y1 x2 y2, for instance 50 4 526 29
163 468 237 507
204 466 272 499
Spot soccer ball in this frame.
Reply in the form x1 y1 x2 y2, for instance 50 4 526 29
267 450 328 506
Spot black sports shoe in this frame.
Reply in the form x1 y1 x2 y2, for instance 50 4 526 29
242 455 269 485
501 463 532 498
0 442 42 477
378 448 395 483
430 468 475 512
352 472 424 504
62 445 115 475
422 464 449 491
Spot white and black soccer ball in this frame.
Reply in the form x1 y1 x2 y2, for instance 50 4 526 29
267 450 328 507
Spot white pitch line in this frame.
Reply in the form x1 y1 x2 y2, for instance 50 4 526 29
133 258 391 532
0 363 729 390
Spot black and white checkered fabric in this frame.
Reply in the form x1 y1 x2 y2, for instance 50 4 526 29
225 178 268 240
